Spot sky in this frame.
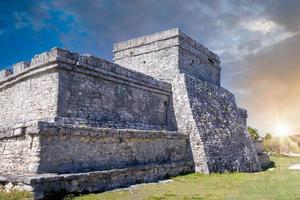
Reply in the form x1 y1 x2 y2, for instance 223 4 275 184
0 0 300 136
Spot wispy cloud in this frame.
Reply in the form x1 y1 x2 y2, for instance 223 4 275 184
224 33 300 134
243 19 277 34
1 0 300 134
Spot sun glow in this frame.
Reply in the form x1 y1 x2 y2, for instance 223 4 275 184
275 122 291 138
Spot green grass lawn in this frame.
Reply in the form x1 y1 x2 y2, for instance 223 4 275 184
1 156 300 200
70 156 300 200
0 190 31 200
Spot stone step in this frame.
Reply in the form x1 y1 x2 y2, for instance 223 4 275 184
1 161 194 199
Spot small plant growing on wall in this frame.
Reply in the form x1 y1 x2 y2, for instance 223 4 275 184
247 126 260 140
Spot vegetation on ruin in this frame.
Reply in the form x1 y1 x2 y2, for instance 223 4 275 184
69 156 300 200
247 126 260 140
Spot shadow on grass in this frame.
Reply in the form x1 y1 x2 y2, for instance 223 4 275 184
261 160 276 171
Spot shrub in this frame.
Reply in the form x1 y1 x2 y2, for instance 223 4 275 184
247 127 260 140
263 136 300 154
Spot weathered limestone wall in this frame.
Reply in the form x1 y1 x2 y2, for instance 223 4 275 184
254 140 264 155
57 69 173 130
0 121 192 175
37 122 192 174
55 53 176 130
184 75 260 172
0 28 264 198
114 28 261 173
2 160 193 199
114 37 179 82
0 125 41 175
0 69 12 79
0 70 59 128
257 154 271 169
178 31 220 86
114 28 220 86
0 47 176 131
254 139 271 169
171 74 209 172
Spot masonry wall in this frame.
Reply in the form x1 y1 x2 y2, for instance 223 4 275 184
37 123 192 174
4 160 194 199
57 69 173 130
54 48 176 131
0 126 41 175
0 47 188 176
178 38 220 86
0 122 193 175
184 75 260 172
114 28 221 86
0 47 176 131
0 70 59 128
114 38 179 82
254 140 264 155
113 28 261 173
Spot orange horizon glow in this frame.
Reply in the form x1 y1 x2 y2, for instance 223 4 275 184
273 122 292 138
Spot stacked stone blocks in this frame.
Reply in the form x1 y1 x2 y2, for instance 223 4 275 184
114 28 261 173
0 44 193 198
0 28 261 198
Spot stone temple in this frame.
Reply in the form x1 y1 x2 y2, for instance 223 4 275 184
0 28 261 199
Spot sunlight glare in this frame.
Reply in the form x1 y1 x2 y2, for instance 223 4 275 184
275 123 291 137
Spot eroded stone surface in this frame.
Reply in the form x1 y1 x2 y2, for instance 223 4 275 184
0 28 262 198
0 121 192 175
0 47 175 131
1 161 193 199
114 28 261 173
254 139 271 168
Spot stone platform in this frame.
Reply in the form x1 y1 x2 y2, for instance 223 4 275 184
254 139 272 169
0 120 193 175
257 153 272 169
0 120 193 199
1 161 192 199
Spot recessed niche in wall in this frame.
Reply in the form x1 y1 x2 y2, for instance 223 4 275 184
208 58 215 65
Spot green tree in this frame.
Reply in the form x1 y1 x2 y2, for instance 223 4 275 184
247 126 260 140
265 133 272 140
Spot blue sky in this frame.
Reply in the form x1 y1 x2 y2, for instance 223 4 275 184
1 0 300 135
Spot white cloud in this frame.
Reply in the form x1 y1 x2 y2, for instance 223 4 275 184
243 19 277 34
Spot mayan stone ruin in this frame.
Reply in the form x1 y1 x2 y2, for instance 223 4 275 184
0 28 261 199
